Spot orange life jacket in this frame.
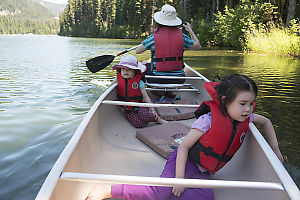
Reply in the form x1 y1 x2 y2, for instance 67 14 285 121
153 27 183 71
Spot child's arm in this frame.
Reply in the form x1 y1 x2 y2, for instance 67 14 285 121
140 88 157 114
252 113 284 163
172 128 204 197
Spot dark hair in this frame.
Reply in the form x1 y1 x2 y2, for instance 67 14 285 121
215 74 258 115
154 22 167 33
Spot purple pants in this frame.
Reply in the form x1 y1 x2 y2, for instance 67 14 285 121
111 149 214 200
123 107 157 128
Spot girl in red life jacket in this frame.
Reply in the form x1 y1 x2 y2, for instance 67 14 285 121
172 74 284 197
112 55 167 128
86 74 283 200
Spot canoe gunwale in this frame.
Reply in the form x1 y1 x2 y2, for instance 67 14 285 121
249 123 300 200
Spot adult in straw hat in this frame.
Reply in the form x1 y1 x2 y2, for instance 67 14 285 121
136 5 201 85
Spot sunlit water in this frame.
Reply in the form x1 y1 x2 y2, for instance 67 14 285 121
0 35 299 199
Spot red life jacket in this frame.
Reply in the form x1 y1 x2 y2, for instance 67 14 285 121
117 72 143 110
189 82 253 175
153 27 183 72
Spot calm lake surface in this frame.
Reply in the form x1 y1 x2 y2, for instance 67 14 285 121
0 35 299 199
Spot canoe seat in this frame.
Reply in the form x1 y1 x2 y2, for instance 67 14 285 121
136 122 191 159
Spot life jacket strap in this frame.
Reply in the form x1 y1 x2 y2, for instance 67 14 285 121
152 56 183 62
118 94 143 102
192 142 233 163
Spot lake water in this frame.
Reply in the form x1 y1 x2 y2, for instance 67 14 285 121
0 35 299 199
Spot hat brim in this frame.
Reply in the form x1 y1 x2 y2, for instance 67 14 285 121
154 12 182 26
112 62 146 73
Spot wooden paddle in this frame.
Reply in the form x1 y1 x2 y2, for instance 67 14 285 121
86 45 140 73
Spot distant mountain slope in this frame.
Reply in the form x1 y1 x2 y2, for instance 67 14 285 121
37 0 66 17
0 0 55 19
0 0 60 34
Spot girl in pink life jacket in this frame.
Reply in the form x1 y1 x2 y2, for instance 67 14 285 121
136 5 201 85
86 74 283 200
112 55 167 128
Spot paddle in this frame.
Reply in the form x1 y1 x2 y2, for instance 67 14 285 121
86 45 140 73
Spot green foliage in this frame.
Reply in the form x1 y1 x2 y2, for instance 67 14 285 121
213 0 278 47
191 19 214 47
245 22 300 57
0 0 59 35
59 0 148 38
288 19 300 35
57 0 299 58
0 16 59 34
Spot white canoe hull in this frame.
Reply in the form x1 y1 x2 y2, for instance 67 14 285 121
36 65 299 200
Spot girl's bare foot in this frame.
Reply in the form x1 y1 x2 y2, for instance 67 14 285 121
157 117 168 124
85 184 111 200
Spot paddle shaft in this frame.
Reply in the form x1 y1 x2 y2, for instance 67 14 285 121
115 45 140 57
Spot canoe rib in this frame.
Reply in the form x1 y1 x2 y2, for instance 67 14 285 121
60 172 284 191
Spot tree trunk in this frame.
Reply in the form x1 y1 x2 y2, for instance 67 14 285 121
183 0 190 22
227 0 233 8
151 0 156 28
286 0 298 27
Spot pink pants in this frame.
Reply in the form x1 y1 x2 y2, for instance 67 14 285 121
111 149 214 200
123 107 158 128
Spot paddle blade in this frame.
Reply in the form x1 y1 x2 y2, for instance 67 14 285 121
86 55 115 73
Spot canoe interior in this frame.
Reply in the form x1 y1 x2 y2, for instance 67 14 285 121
42 67 292 200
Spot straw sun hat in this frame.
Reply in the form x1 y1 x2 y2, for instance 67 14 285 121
113 55 146 73
154 5 182 26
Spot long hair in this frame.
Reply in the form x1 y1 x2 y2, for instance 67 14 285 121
215 74 258 115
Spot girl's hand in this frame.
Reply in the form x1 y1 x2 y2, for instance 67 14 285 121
150 109 158 119
172 186 186 197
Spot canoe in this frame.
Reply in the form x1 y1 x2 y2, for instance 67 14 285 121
36 64 300 200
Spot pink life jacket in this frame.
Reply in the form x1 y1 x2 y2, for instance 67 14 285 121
153 27 183 71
